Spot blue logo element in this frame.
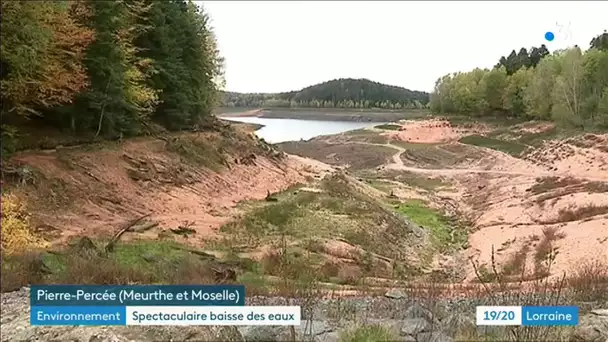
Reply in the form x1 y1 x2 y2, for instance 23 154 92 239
545 31 555 42
522 306 579 326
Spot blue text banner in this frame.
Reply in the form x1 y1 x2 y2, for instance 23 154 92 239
31 306 126 326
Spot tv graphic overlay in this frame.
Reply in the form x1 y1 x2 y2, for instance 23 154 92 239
476 306 579 327
30 285 300 326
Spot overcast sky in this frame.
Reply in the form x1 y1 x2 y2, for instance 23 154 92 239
201 1 607 94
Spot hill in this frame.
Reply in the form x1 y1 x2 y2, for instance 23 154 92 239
220 78 430 110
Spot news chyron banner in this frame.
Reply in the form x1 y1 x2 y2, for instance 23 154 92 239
31 285 300 326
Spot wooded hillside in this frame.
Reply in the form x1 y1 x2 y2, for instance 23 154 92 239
1 0 224 153
221 78 430 110
430 31 608 129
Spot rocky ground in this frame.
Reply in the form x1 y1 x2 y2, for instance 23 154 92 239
2 287 607 342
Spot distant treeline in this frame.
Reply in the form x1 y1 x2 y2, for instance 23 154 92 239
220 78 430 110
1 0 224 149
430 31 608 129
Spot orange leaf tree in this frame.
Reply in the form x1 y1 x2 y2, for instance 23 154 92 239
1 1 94 116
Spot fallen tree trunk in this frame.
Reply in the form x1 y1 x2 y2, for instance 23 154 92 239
105 214 151 253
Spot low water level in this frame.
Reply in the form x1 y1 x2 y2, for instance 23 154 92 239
222 117 382 143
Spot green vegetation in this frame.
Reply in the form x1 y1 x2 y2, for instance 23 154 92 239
1 0 224 156
221 174 424 258
374 124 402 130
399 143 484 169
395 199 466 250
1 238 218 292
430 32 608 129
279 140 395 171
527 177 608 206
217 174 430 282
221 78 429 110
358 169 449 192
458 135 528 156
486 125 577 146
339 324 398 342
495 45 550 75
341 129 390 144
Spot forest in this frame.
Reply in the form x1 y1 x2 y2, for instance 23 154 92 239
1 0 224 153
220 78 430 110
430 31 608 129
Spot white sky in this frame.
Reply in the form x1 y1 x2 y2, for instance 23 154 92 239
201 1 608 93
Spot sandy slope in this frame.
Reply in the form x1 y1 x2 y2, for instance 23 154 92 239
371 120 608 280
7 133 333 247
324 120 608 280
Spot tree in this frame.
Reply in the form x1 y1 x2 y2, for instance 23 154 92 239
597 87 608 127
517 48 531 69
481 67 508 112
432 37 606 129
448 70 487 114
71 0 157 136
524 55 558 119
0 1 93 117
580 48 608 123
220 78 430 110
590 30 608 51
136 0 223 129
504 50 518 75
496 45 550 75
503 68 531 116
551 48 584 126
529 45 550 67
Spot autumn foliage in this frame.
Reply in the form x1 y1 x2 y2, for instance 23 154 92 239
0 0 224 150
1 1 93 114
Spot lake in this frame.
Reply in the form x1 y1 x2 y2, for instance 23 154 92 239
222 117 384 143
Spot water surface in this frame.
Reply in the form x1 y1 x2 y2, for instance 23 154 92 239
222 117 382 143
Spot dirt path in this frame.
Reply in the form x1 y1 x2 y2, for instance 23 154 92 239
349 140 608 182
325 132 607 282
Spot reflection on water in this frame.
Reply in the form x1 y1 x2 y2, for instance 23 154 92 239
222 117 382 143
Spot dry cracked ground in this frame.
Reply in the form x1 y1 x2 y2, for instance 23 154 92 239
2 117 608 341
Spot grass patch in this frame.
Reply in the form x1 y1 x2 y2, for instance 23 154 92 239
219 173 430 279
374 124 401 131
529 177 608 205
358 170 448 192
278 141 393 170
459 135 528 157
516 126 563 146
227 121 264 132
364 179 394 193
528 176 583 195
2 236 319 295
399 143 484 169
0 238 224 292
567 259 608 302
553 204 608 223
440 114 529 128
165 135 229 171
341 129 390 144
533 227 566 276
165 124 282 171
339 324 398 342
395 199 466 250
501 244 530 277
